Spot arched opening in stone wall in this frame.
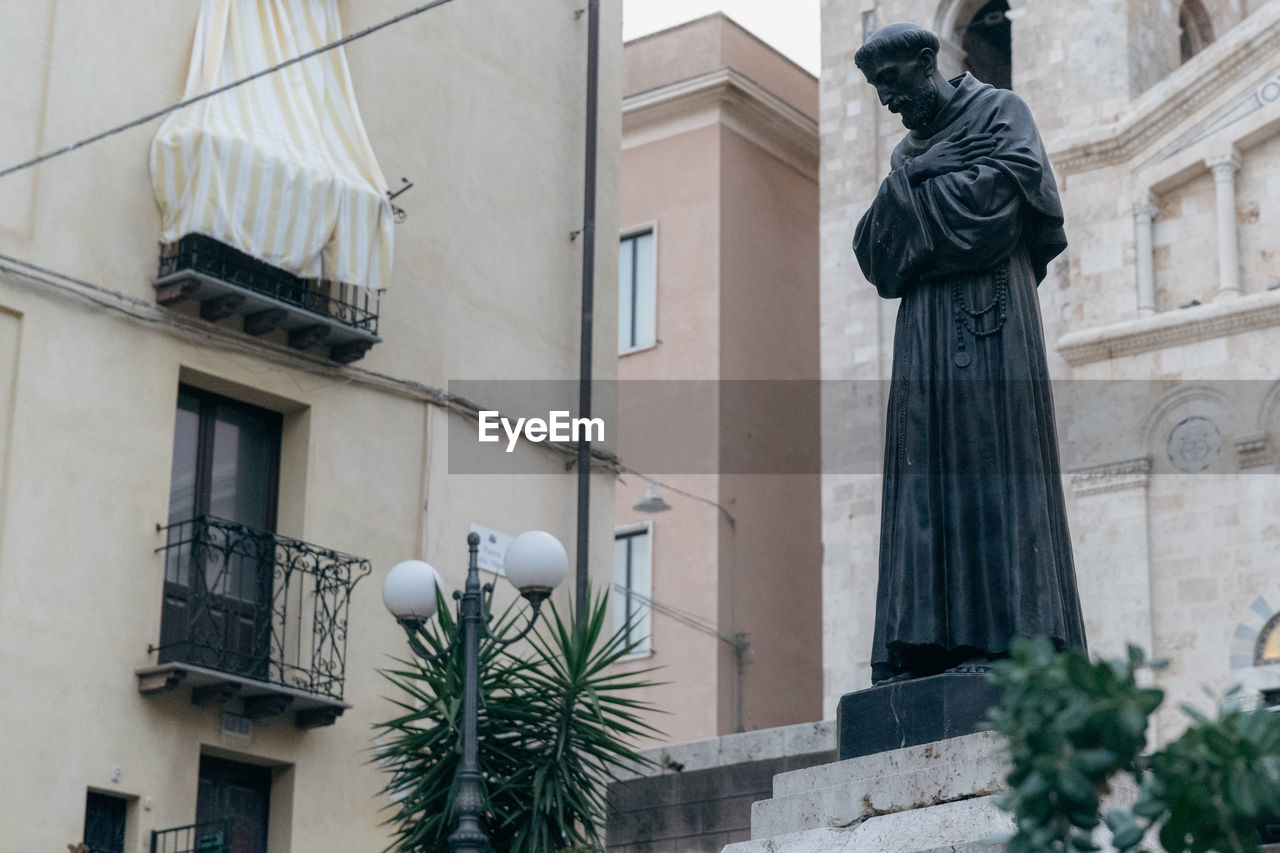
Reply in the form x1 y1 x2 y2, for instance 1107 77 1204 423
1179 0 1215 63
962 0 1012 89
1257 611 1280 666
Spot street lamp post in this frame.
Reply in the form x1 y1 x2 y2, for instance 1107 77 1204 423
382 530 568 853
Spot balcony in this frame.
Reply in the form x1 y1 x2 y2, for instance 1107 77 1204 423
154 234 381 364
137 516 371 729
150 821 229 853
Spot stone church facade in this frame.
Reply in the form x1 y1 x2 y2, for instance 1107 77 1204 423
820 0 1280 740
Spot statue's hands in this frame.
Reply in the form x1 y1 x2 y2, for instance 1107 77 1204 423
904 129 998 186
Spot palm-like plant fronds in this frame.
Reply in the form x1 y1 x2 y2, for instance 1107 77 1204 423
374 587 663 853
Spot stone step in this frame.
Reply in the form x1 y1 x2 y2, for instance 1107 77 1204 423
769 730 1004 798
729 730 1151 852
751 731 1007 838
724 796 1011 853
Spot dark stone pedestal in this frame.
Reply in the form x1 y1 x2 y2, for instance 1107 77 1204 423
836 672 1001 760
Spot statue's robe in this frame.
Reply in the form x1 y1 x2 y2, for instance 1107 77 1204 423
853 73 1087 684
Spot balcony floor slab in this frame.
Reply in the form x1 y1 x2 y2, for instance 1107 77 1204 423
136 661 350 728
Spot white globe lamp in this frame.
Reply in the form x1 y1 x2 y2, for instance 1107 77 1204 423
382 559 442 622
503 531 568 602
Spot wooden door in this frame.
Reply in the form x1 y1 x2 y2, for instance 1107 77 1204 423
196 756 271 853
160 386 280 676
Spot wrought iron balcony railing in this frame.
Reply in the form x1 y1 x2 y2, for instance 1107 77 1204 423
151 820 229 853
151 516 370 703
154 234 381 363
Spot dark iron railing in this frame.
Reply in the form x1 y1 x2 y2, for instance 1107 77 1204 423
158 233 379 334
150 820 229 853
155 516 370 701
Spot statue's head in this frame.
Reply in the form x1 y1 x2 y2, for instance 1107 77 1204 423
854 23 944 130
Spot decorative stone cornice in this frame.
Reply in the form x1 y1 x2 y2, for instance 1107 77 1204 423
1048 2 1280 174
1057 289 1280 366
623 67 819 178
1068 458 1152 496
1233 433 1274 469
1152 67 1280 169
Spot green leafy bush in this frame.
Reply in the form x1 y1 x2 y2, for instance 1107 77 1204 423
375 589 661 853
1140 701 1280 853
988 636 1280 853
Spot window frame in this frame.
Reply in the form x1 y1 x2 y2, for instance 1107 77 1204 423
613 521 654 657
160 384 284 677
82 790 129 853
169 383 283 532
618 223 659 356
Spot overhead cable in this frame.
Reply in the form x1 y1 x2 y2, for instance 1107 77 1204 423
0 249 623 476
0 0 459 181
614 583 747 650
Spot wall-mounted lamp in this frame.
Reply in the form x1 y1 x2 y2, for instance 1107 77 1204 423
633 484 671 513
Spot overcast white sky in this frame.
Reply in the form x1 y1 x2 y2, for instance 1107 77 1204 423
622 0 821 75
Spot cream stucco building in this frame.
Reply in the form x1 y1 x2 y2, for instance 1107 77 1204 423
821 0 1280 739
0 1 621 851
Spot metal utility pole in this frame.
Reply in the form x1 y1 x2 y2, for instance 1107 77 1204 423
575 0 600 622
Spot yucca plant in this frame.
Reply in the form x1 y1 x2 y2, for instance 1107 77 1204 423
375 587 661 853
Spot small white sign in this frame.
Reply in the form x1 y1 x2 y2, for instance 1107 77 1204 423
470 523 513 576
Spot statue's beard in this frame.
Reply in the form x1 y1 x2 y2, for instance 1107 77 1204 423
895 80 940 129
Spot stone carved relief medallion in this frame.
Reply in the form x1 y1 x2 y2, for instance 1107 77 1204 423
1167 416 1222 473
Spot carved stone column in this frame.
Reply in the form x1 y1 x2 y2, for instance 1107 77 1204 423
1132 195 1158 316
1206 149 1243 300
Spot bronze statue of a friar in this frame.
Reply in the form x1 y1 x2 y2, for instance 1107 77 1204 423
852 23 1087 684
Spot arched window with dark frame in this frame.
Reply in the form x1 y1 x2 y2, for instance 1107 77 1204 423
1179 0 1215 63
1257 610 1280 667
963 0 1012 90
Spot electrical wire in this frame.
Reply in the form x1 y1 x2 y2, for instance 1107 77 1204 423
0 0 460 181
0 250 624 478
0 252 154 310
618 466 737 527
614 583 747 650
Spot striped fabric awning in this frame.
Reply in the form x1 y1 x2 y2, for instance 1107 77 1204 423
150 0 394 292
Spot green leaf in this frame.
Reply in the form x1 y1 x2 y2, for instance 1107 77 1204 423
1111 823 1144 850
1059 768 1096 807
1020 770 1051 800
1131 796 1165 820
1005 833 1032 853
1225 767 1257 817
1179 702 1211 727
1158 816 1187 853
1136 688 1165 716
1070 832 1101 850
1075 748 1118 776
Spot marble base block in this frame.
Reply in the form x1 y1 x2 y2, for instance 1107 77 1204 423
837 672 1001 759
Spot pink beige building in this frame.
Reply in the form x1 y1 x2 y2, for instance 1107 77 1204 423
611 14 823 748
